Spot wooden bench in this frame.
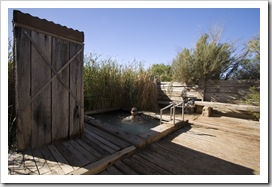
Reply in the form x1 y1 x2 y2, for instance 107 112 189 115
194 101 260 115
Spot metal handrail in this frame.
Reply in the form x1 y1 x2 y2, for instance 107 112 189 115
171 101 184 124
160 102 174 124
160 100 185 125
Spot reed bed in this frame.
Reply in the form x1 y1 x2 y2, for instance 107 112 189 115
8 49 16 150
84 53 158 112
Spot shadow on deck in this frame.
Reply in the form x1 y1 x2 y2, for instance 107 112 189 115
101 124 256 175
8 114 259 176
8 116 188 175
8 122 135 175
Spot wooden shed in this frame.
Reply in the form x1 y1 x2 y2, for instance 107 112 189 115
13 10 85 150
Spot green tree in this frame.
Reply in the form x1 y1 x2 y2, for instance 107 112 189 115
172 48 195 83
242 86 260 120
148 63 173 82
172 33 233 84
226 35 260 80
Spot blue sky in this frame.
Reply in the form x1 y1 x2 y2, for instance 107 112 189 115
8 8 260 68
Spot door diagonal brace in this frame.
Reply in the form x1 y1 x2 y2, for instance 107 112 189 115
18 31 84 114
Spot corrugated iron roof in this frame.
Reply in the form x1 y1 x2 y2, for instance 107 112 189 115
13 10 84 43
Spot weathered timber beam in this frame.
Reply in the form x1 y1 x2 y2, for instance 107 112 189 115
195 101 260 112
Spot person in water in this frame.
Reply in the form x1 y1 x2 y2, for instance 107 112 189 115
122 107 143 124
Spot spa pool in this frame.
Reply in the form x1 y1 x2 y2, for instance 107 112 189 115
89 110 161 135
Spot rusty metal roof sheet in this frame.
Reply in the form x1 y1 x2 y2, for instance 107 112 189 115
13 10 84 43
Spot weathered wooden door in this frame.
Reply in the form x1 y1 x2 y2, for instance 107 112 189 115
14 10 84 150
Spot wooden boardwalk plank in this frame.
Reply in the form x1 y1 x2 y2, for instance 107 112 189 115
151 135 255 175
150 142 221 174
131 154 172 175
85 117 146 148
81 135 110 157
113 160 138 175
84 126 121 151
85 124 130 148
61 141 89 166
134 144 190 174
172 132 241 159
191 118 259 138
133 149 175 174
182 124 259 149
104 165 124 175
169 131 258 174
122 156 159 175
84 129 116 154
99 170 110 175
54 142 83 167
23 150 39 175
39 146 65 175
69 146 136 175
47 144 76 174
74 139 102 160
68 139 98 163
171 126 258 159
32 148 51 175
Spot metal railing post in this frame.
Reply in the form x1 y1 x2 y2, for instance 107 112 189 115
160 103 174 125
182 99 185 121
173 105 176 125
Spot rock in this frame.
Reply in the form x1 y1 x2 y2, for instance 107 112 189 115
202 106 212 117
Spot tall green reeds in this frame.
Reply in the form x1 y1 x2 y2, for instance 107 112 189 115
84 53 158 112
8 38 16 150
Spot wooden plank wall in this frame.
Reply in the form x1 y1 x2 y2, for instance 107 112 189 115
31 31 52 148
51 38 70 141
15 28 84 150
157 80 259 105
69 43 84 138
203 80 260 104
15 28 32 150
157 82 200 105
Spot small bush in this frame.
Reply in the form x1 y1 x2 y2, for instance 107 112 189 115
243 86 260 120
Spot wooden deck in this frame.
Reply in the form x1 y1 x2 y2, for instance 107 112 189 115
8 123 136 175
8 114 260 175
8 114 186 175
98 115 260 175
